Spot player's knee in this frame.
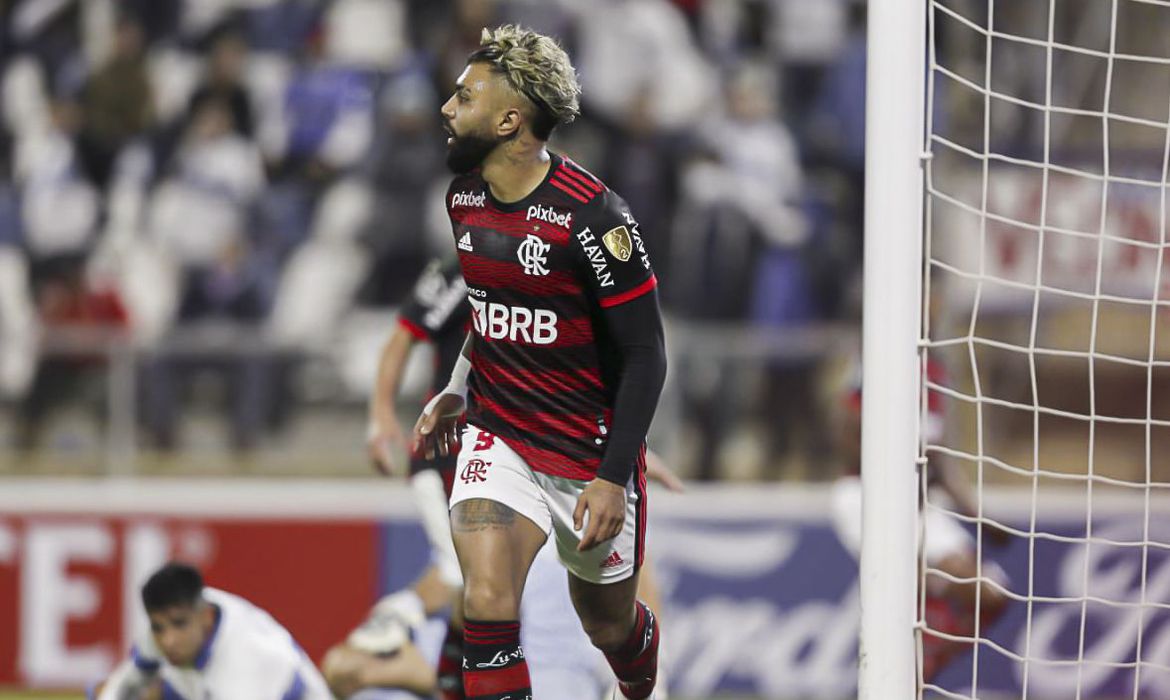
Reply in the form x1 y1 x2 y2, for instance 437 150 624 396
579 615 631 652
462 579 520 620
321 644 364 698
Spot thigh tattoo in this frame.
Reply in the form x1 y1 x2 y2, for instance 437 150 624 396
453 499 517 532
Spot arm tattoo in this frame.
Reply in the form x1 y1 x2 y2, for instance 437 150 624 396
453 499 517 532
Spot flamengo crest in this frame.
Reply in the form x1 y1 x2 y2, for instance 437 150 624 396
517 234 551 276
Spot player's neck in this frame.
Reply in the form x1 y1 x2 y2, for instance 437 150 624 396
481 139 551 204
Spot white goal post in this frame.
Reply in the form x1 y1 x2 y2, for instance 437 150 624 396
864 1 1170 699
860 0 927 698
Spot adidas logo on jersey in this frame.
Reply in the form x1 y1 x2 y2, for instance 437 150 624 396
451 191 486 208
458 232 473 251
526 203 573 228
601 551 625 569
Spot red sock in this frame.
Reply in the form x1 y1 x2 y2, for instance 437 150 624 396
462 619 531 700
604 601 660 700
437 622 465 700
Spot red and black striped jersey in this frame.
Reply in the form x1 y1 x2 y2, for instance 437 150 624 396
447 153 658 481
398 256 470 397
398 256 469 485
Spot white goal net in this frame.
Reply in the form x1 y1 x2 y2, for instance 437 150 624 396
920 0 1170 698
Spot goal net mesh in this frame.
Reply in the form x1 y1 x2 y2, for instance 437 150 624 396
921 0 1170 698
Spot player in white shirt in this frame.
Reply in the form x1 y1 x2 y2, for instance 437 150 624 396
93 562 332 700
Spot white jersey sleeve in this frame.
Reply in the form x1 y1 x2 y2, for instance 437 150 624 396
95 659 155 700
198 588 332 700
96 616 164 700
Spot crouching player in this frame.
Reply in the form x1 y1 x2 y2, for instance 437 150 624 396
92 562 331 700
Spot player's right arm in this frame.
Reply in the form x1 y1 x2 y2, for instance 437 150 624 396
367 326 419 476
92 659 162 700
412 332 471 460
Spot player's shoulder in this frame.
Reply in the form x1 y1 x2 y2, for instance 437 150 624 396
549 155 607 204
208 592 301 666
550 156 636 229
204 586 252 613
204 588 287 648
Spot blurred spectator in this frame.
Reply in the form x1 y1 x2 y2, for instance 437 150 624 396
8 0 85 90
15 254 128 451
672 59 806 316
77 13 154 188
245 14 381 296
356 71 444 304
0 245 37 404
276 23 376 176
698 0 771 66
147 25 256 185
767 0 849 131
574 0 715 132
433 0 501 92
17 97 100 259
671 59 813 479
323 0 410 72
149 98 265 269
807 1 866 173
594 88 680 263
121 0 183 45
243 0 322 54
140 96 274 452
804 1 867 315
188 28 255 138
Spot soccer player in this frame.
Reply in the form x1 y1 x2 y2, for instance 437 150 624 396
829 361 1009 682
358 256 470 700
327 256 679 699
92 562 332 700
415 25 667 700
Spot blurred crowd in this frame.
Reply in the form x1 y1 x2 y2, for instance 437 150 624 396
0 0 869 475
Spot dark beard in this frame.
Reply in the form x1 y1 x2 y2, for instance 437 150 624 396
445 131 501 174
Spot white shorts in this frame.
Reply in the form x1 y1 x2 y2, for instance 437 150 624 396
449 424 646 585
830 475 971 567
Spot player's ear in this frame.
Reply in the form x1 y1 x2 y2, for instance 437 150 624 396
496 106 523 140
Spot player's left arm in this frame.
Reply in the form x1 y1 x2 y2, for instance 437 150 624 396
575 290 667 550
645 449 684 492
570 195 668 550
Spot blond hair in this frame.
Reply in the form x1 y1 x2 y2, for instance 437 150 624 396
469 25 581 140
